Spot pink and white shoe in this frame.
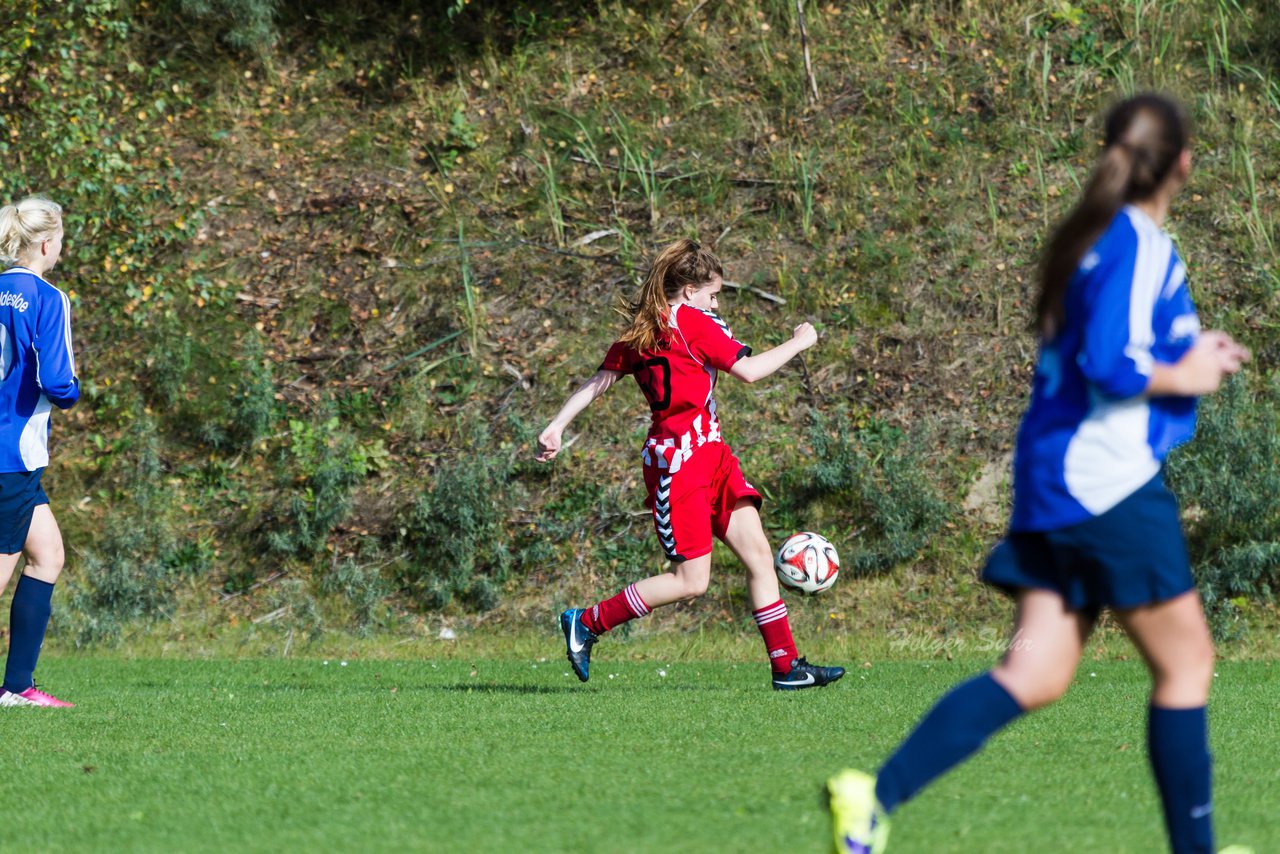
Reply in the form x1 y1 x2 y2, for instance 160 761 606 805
0 686 74 707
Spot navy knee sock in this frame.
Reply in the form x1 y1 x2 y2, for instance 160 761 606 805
4 575 54 694
1149 704 1214 854
875 672 1024 813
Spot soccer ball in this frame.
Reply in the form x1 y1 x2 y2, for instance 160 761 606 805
774 532 839 595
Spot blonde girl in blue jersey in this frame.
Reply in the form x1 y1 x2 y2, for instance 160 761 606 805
0 197 78 708
828 95 1250 853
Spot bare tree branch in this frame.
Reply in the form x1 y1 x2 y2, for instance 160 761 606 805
796 0 819 105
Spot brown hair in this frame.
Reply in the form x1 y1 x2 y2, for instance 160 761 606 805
617 238 723 351
1035 94 1189 338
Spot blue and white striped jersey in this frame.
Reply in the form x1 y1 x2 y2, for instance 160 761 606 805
0 267 79 472
1011 205 1199 532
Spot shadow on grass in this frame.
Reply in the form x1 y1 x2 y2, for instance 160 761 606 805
435 683 580 695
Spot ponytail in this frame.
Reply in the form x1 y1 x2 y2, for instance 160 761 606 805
0 196 63 268
617 238 723 351
1034 146 1134 337
1035 95 1188 338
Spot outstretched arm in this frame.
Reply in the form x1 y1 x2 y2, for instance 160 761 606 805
536 369 623 462
729 322 817 384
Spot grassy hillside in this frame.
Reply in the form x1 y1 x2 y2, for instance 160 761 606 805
2 0 1278 650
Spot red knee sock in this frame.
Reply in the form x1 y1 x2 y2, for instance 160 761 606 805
753 599 799 674
581 583 651 634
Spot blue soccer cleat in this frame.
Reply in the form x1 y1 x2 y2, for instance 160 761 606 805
560 608 598 682
827 769 890 854
772 657 845 691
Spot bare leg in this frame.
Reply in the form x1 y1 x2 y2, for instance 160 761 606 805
719 500 780 610
0 551 20 595
1114 591 1214 707
22 505 65 583
633 552 712 608
3 505 67 698
990 587 1094 710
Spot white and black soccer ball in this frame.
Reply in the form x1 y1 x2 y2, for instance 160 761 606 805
774 531 839 595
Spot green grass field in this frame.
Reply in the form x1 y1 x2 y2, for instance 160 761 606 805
9 656 1277 852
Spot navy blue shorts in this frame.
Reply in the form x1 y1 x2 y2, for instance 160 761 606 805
0 468 48 554
982 473 1194 620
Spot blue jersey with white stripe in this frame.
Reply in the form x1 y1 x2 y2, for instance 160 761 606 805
1011 206 1199 532
0 267 79 473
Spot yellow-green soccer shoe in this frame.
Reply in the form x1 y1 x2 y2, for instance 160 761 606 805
827 769 890 854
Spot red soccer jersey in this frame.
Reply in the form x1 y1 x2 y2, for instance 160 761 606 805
600 304 750 473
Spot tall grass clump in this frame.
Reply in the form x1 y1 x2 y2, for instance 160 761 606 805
228 331 281 448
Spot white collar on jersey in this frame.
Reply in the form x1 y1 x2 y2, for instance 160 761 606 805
1 266 52 284
1122 203 1162 233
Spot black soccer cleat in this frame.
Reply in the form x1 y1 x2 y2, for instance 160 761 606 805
560 608 598 682
772 657 845 691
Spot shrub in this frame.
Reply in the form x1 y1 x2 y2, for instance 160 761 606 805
256 414 372 561
398 444 520 611
142 326 279 451
1 2 197 315
1166 375 1280 638
59 413 213 644
156 0 281 55
261 577 324 642
780 411 950 576
318 555 393 636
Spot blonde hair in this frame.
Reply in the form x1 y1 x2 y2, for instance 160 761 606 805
0 196 63 268
617 238 723 351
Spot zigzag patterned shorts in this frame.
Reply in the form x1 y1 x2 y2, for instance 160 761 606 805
642 441 762 563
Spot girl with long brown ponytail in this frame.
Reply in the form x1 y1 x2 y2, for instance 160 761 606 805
536 238 844 691
829 94 1250 853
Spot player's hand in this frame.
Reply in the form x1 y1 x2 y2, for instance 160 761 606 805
535 425 562 462
792 322 818 351
1175 331 1248 394
1203 329 1250 373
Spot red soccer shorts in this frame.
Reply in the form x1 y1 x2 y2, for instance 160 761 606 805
642 441 762 562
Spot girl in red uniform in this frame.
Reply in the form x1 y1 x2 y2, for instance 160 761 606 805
536 238 844 691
